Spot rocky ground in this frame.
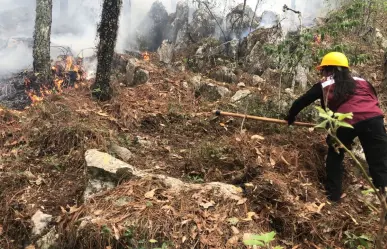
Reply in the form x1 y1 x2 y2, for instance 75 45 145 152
0 47 385 249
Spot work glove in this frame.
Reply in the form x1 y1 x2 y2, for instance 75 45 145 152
284 115 295 126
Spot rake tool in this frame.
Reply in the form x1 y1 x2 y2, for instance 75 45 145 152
212 110 315 127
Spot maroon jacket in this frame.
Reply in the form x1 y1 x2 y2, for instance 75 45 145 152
288 76 384 125
322 76 383 124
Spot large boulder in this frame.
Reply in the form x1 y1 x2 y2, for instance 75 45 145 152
252 75 265 86
136 1 169 51
240 27 282 75
258 11 279 29
187 39 223 72
133 69 150 85
157 40 174 64
170 1 190 47
124 58 138 86
195 82 231 101
84 149 138 200
189 5 218 41
224 4 260 39
210 66 238 83
294 65 309 90
231 90 251 102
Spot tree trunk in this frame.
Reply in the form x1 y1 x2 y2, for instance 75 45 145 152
91 0 123 101
33 0 53 82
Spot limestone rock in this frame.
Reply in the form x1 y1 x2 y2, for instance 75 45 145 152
136 1 169 51
210 66 237 83
240 27 282 74
252 75 265 86
125 58 137 86
83 179 116 201
133 69 150 85
237 82 245 88
231 90 251 102
110 143 133 161
85 149 133 176
294 65 308 90
31 210 52 236
82 150 243 200
84 149 139 200
195 83 231 101
36 228 58 249
157 40 174 64
259 11 279 29
170 1 190 48
189 75 202 89
225 4 260 38
189 5 217 40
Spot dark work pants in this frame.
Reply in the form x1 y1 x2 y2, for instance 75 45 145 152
325 116 387 201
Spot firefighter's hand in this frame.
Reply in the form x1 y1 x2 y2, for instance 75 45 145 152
284 115 295 126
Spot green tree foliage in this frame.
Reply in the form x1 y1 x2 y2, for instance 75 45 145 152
264 0 377 75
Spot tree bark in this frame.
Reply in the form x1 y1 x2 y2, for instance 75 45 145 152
91 0 123 101
33 0 53 82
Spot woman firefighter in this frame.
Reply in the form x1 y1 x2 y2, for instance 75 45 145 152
285 52 387 202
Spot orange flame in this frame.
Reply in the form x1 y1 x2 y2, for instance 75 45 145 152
25 55 84 105
65 56 73 71
142 52 150 61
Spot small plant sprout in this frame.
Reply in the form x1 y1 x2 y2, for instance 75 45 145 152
242 231 283 248
314 106 387 249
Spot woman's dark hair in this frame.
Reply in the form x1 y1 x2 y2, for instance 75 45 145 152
322 66 356 104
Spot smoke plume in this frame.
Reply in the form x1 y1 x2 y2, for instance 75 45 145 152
0 0 340 77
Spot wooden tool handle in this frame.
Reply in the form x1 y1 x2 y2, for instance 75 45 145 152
213 110 315 127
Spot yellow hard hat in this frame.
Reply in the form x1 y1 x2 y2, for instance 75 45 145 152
316 52 349 70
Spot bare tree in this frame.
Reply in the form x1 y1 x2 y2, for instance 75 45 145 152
249 0 261 32
238 0 247 38
33 0 53 82
91 0 123 101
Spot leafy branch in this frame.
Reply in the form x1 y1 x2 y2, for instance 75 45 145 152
314 106 387 249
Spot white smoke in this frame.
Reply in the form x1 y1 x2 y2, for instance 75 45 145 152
0 0 341 77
